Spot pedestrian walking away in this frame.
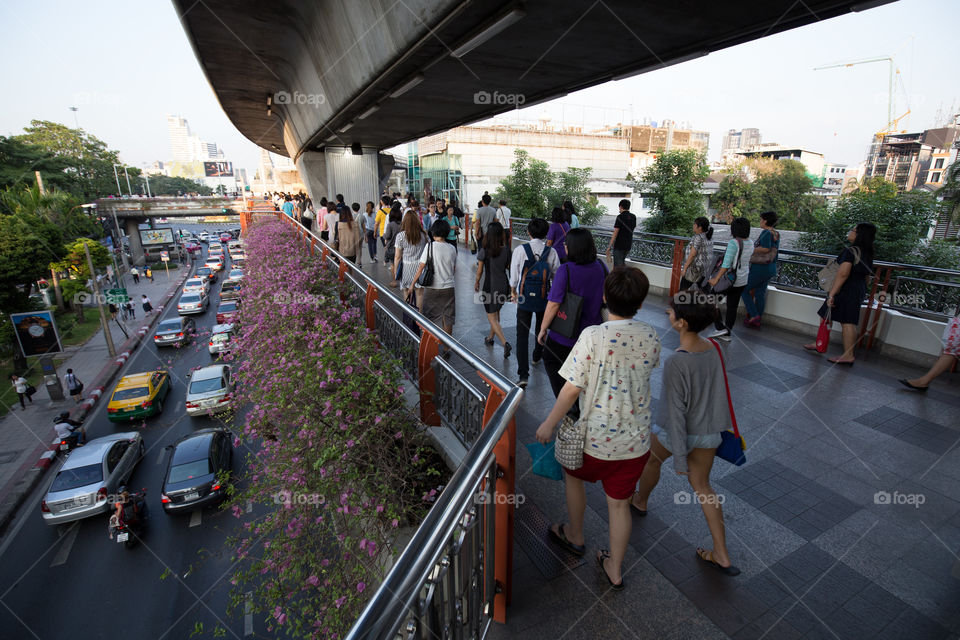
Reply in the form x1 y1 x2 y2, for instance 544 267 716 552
536 267 661 590
145 267 153 282
126 301 136 318
631 298 740 576
383 207 402 272
475 221 512 358
412 219 458 340
742 211 780 328
545 207 572 263
363 202 379 263
65 368 84 405
10 373 33 410
510 217 561 388
605 199 636 267
899 307 960 391
394 210 428 309
131 267 140 284
141 294 153 314
473 194 498 249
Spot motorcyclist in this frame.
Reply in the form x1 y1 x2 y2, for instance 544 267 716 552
53 412 85 447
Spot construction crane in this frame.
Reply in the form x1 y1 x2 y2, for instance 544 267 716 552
814 56 910 135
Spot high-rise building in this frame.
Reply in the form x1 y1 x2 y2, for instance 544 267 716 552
166 115 193 163
864 119 960 192
722 128 762 158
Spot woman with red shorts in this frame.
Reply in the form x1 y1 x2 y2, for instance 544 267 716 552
536 267 661 590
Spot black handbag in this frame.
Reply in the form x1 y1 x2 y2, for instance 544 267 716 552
549 264 583 339
417 242 435 288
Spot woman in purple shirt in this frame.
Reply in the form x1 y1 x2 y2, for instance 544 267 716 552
545 207 572 262
537 228 609 421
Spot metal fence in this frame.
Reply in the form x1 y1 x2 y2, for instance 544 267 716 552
275 215 522 640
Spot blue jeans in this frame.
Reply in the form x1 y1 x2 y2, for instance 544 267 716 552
741 271 773 319
365 229 377 260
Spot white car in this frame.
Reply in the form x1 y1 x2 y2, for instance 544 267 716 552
208 242 222 254
208 323 234 355
226 269 244 282
205 256 224 272
185 365 234 416
183 278 210 295
198 232 210 242
41 433 145 525
178 291 209 315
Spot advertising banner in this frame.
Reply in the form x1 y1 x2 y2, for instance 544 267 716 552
204 161 234 177
11 310 62 357
139 228 175 245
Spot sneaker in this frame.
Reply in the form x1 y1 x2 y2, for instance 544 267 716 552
531 356 542 365
503 342 512 358
715 331 732 342
517 377 529 388
708 329 730 339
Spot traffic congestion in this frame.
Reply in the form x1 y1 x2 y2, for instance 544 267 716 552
0 223 260 638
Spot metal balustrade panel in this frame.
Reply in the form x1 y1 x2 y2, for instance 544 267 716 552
430 357 486 448
373 302 420 382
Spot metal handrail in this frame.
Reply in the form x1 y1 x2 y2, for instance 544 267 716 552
273 215 522 639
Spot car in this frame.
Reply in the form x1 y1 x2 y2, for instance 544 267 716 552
196 266 217 282
208 323 234 355
154 316 196 347
178 291 209 315
208 242 222 254
231 256 246 268
219 280 242 301
227 240 242 253
183 277 210 295
185 365 234 416
219 232 232 243
41 432 145 525
226 268 244 282
216 300 240 324
198 232 210 243
204 257 224 272
160 429 233 513
184 241 202 254
107 370 172 422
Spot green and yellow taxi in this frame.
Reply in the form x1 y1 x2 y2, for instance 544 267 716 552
107 370 171 422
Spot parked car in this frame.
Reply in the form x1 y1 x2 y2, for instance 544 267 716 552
41 432 145 525
219 280 242 301
178 291 209 315
183 277 210 295
196 266 217 282
107 371 171 422
160 429 233 513
154 316 196 347
226 268 243 282
216 300 240 324
185 365 234 417
208 323 234 355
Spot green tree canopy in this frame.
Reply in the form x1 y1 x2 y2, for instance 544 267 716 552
639 149 709 236
0 213 65 313
493 149 605 225
0 185 100 240
0 135 72 192
146 175 212 196
752 159 820 230
50 237 112 282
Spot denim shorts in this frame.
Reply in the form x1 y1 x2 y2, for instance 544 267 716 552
652 424 722 454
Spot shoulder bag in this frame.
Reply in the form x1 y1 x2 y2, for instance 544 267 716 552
417 241 435 287
702 239 741 294
549 264 584 339
553 415 586 470
818 246 861 291
709 339 746 466
750 230 779 264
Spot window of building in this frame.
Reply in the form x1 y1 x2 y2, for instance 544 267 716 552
930 172 942 183
933 158 944 169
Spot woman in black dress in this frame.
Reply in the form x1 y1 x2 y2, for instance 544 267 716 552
475 222 512 357
804 222 876 364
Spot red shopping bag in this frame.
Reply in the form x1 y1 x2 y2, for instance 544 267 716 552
816 312 831 353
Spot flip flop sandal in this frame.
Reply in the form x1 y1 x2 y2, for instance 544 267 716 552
629 499 647 517
696 547 741 576
596 550 624 591
547 523 585 557
898 379 928 392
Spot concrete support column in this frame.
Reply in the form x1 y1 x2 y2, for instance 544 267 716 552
124 218 146 266
295 151 329 203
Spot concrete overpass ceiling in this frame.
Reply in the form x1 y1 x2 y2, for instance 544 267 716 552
175 0 892 161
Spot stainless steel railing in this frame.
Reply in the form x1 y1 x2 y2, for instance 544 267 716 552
273 215 522 640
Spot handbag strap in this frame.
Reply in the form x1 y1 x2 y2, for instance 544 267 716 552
708 338 740 439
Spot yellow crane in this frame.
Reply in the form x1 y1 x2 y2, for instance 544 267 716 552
814 56 910 135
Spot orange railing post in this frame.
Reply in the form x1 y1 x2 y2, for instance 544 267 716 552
477 372 516 623
860 265 894 351
364 283 378 331
338 260 349 306
416 328 442 426
669 238 687 297
321 245 330 265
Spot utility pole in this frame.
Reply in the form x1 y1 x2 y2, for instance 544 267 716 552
123 167 132 196
113 164 123 196
84 241 116 358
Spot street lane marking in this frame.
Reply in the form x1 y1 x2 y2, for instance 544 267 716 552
246 499 252 513
50 523 79 567
244 592 253 636
189 510 202 527
175 402 183 412
157 450 166 465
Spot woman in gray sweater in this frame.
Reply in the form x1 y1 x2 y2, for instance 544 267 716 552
631 298 740 576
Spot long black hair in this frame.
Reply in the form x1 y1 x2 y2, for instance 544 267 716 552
482 221 505 258
851 222 877 265
694 216 713 240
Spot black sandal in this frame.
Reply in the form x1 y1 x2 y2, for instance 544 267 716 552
898 379 928 392
547 523 585 556
696 547 740 576
596 550 624 590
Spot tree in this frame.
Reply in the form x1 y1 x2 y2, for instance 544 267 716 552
938 160 960 226
14 120 139 200
0 185 100 240
493 149 606 224
797 188 941 262
0 213 65 314
751 159 818 230
0 135 72 192
713 174 757 224
144 175 212 196
639 149 709 236
50 237 112 282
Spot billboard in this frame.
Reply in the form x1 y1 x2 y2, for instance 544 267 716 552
11 310 62 357
139 227 175 245
204 161 234 177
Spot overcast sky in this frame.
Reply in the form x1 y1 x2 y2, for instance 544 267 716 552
1 0 957 177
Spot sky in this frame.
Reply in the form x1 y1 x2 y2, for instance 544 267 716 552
1 0 958 177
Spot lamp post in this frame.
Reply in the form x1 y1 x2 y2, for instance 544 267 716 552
112 164 123 196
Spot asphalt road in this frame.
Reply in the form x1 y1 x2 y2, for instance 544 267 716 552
0 223 268 639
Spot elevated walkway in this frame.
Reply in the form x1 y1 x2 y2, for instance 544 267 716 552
350 236 960 639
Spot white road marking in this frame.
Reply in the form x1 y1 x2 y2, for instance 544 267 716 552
189 510 202 527
245 499 252 513
244 592 253 636
157 450 166 465
175 401 183 412
50 523 79 567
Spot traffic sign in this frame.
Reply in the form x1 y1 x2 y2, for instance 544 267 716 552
105 288 130 304
160 251 170 262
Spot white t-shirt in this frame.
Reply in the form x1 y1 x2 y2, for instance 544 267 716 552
559 320 662 460
55 421 77 439
496 206 511 229
416 241 457 289
324 213 339 235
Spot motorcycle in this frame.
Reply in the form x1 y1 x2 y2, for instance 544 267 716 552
54 413 85 452
110 488 148 549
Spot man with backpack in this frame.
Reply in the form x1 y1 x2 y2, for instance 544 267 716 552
509 218 561 388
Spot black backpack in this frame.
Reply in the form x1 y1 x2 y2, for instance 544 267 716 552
518 244 553 312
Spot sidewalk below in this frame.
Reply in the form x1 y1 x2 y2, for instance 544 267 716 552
355 241 960 639
0 267 189 531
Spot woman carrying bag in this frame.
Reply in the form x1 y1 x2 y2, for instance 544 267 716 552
537 228 608 422
678 216 713 290
394 211 428 308
706 217 753 341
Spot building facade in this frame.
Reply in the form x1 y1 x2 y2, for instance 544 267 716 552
721 128 762 159
864 120 960 192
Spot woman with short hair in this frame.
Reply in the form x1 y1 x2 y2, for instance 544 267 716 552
545 206 572 263
707 217 753 341
411 219 458 336
742 211 780 327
